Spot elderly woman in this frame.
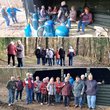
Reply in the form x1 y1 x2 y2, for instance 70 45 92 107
85 74 98 110
77 7 93 34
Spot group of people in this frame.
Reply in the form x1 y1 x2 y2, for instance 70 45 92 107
7 73 98 110
7 40 24 67
1 5 21 27
37 1 93 35
35 46 75 66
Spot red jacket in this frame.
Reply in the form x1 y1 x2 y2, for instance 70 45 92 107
7 44 16 55
40 82 47 94
55 81 63 94
23 78 34 89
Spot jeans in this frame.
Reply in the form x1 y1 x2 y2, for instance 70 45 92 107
63 96 70 106
78 20 90 32
41 94 47 103
17 58 23 67
48 58 52 66
87 95 96 109
37 58 40 65
48 95 55 104
60 57 65 66
8 89 15 104
3 16 10 27
11 15 18 23
69 57 73 66
36 93 41 102
26 88 33 104
8 54 15 66
74 96 83 107
16 90 23 100
55 93 61 103
56 59 60 65
42 57 46 65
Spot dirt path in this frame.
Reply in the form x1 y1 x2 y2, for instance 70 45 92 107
0 55 105 67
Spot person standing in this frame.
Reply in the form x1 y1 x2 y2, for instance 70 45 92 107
23 73 34 104
67 73 74 85
35 46 41 65
48 48 54 66
85 74 98 110
73 76 85 109
67 46 75 66
40 78 48 105
59 47 65 66
7 5 21 23
47 78 56 105
16 40 24 67
15 76 24 101
62 77 72 107
41 48 46 65
7 41 16 67
57 1 69 23
1 6 10 27
6 76 16 106
34 76 42 103
55 49 60 65
55 77 63 103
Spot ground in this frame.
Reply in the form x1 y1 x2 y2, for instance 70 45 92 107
0 84 109 110
0 54 106 67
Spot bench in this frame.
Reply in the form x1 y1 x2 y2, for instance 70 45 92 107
87 14 110 37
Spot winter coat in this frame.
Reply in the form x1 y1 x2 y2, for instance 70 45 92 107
59 48 65 58
85 80 98 95
35 48 41 58
62 82 72 96
48 50 54 58
41 49 46 58
16 80 24 91
23 78 34 89
73 80 85 97
40 82 47 95
6 80 16 90
1 8 8 18
7 44 16 55
56 50 60 59
68 49 75 58
16 44 24 58
34 80 42 93
55 81 63 94
47 82 56 95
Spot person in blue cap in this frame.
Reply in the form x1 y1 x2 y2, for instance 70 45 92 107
7 5 21 23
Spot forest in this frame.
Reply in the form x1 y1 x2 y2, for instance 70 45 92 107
0 37 110 67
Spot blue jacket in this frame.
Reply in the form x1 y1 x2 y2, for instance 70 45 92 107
7 7 21 17
69 77 74 85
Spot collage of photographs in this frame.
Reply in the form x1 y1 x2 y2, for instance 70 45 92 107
0 0 110 110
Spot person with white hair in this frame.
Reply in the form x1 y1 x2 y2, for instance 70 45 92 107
6 76 16 106
40 78 48 105
35 46 41 65
1 6 10 27
85 74 98 110
57 1 69 23
16 40 24 67
67 46 75 66
7 41 16 67
24 73 34 104
47 78 56 105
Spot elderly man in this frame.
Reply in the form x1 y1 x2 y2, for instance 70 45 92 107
85 74 98 110
6 76 16 106
16 40 24 67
